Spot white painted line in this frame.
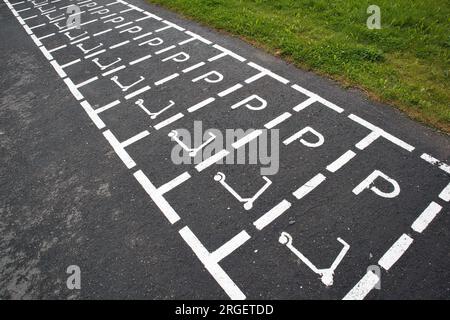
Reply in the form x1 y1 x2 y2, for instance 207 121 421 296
293 173 326 200
120 8 134 13
93 29 112 37
247 62 289 84
154 113 184 130
121 130 150 148
30 23 46 30
179 226 246 300
106 1 120 6
420 153 450 174
80 100 106 129
110 40 130 49
162 20 185 31
154 73 179 86
50 60 67 78
326 150 356 173
218 84 243 97
133 31 153 40
103 130 137 169
411 202 442 233
439 182 450 202
182 62 206 73
16 7 30 13
38 45 53 60
100 13 117 20
64 78 84 100
135 14 157 22
264 112 292 129
349 114 415 152
88 6 104 12
115 21 133 29
293 97 316 112
71 36 90 45
158 172 192 195
96 100 121 114
254 200 292 230
184 30 212 45
378 234 413 271
85 49 106 59
79 18 98 27
355 131 380 150
102 65 126 76
342 271 380 300
155 45 176 55
291 84 317 99
124 85 151 100
23 15 38 21
129 54 152 65
232 130 263 149
60 58 81 69
196 150 230 172
38 32 55 40
208 52 227 62
213 44 246 62
11 1 24 5
134 170 181 224
30 34 43 46
76 76 98 88
210 231 251 263
48 44 67 53
187 97 215 113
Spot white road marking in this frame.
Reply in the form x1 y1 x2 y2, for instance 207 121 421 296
80 100 106 129
154 113 184 130
154 73 179 86
187 97 215 113
60 58 81 69
232 130 263 149
218 84 243 97
103 130 137 169
63 78 84 100
85 49 106 59
253 200 292 230
179 226 247 300
48 44 67 53
420 153 450 174
71 36 91 45
50 60 67 78
326 150 356 173
124 85 151 100
195 150 230 172
182 62 205 73
213 44 246 62
129 54 152 65
439 182 450 202
133 31 153 40
110 40 130 49
23 15 38 21
102 65 126 76
378 234 413 271
293 173 326 200
155 45 176 55
210 231 251 263
411 202 442 233
291 84 344 113
38 32 55 40
247 62 289 84
355 131 380 150
96 100 121 114
121 130 150 148
342 270 380 300
76 76 98 88
158 172 192 195
29 23 46 30
93 28 112 37
264 112 291 129
293 97 316 112
184 30 212 45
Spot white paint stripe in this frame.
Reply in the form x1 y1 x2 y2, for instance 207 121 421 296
88 6 104 12
96 100 120 114
291 84 318 99
210 231 251 263
136 14 159 22
85 49 105 59
103 130 136 169
355 131 381 150
264 112 291 129
120 8 134 13
50 60 67 78
411 202 442 233
158 172 191 195
134 170 181 224
124 85 151 100
121 130 150 148
179 226 246 300
71 36 90 45
38 32 55 40
187 97 215 113
154 73 179 86
23 15 38 21
38 45 53 60
155 25 171 33
64 78 84 100
23 25 33 35
153 113 184 130
30 23 46 30
317 98 344 113
100 13 116 19
106 1 120 6
182 62 205 73
133 31 153 40
253 200 292 230
102 65 125 76
155 45 176 55
16 7 31 12
61 58 80 69
244 71 265 84
110 40 129 49
76 76 98 88
349 114 415 152
420 153 450 174
439 182 450 202
80 100 106 129
293 97 316 112
378 234 413 271
195 150 230 172
30 34 43 47
326 150 356 173
184 31 212 45
232 130 263 149
342 271 380 300
213 44 246 62
247 62 289 84
93 28 112 37
11 1 24 5
48 44 67 53
208 52 227 62
293 173 326 199
129 54 152 65
218 84 243 97
115 21 133 29
162 20 185 31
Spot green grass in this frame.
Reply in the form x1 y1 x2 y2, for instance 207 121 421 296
148 0 450 133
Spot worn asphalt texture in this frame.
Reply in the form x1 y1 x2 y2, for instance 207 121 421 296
0 0 449 299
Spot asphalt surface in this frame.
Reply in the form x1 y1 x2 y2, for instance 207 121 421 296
0 0 449 300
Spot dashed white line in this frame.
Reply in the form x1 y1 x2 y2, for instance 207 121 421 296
378 234 413 271
129 54 152 65
195 150 230 172
232 130 263 149
154 113 184 130
342 270 380 300
326 150 356 173
264 112 292 129
411 202 442 233
124 85 151 100
439 182 450 202
158 172 192 195
253 200 292 230
293 173 326 200
187 97 215 113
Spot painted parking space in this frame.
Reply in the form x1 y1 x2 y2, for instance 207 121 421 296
3 0 449 300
